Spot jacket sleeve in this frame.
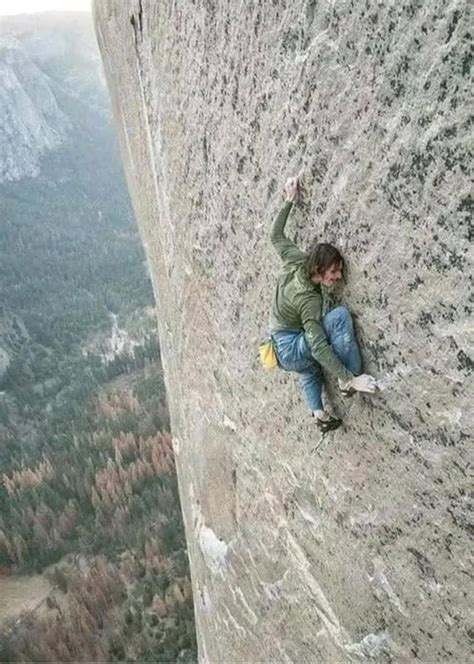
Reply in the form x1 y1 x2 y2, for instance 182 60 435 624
270 201 308 264
299 295 353 381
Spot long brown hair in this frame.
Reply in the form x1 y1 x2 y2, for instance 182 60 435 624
306 242 344 279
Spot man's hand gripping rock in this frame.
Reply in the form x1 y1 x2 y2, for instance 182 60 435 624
284 176 300 202
339 374 378 394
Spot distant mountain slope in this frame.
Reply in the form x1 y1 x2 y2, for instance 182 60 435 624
0 18 197 663
0 12 154 432
0 12 105 183
0 12 151 371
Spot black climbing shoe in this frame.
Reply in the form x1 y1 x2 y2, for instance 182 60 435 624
315 415 342 433
340 387 356 398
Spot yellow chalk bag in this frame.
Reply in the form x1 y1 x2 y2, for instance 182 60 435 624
259 339 278 369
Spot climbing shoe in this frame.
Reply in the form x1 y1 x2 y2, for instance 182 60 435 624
340 387 356 398
314 415 342 433
338 377 355 397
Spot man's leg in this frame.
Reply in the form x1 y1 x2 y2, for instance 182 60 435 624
322 306 362 375
273 329 342 430
273 331 323 411
298 365 324 412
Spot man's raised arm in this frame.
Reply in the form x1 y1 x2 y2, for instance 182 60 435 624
270 177 307 264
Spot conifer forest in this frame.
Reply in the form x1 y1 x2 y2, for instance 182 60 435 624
0 12 197 663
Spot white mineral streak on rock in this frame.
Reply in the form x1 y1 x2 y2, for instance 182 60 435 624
222 603 247 635
376 570 409 617
372 557 409 618
191 487 228 575
297 506 320 528
286 532 346 647
196 583 212 613
223 415 237 431
345 631 392 659
229 586 258 626
172 437 180 455
197 523 228 575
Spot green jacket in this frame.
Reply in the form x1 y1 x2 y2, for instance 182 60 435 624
269 201 353 382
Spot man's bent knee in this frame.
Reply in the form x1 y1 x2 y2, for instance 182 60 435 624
330 305 351 320
324 305 353 329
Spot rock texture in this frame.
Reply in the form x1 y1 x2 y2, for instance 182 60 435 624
93 1 472 661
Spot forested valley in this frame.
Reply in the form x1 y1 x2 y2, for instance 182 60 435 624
0 12 196 663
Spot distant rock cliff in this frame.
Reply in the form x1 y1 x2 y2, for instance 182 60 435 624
0 309 28 383
0 13 105 183
0 12 137 425
94 1 472 662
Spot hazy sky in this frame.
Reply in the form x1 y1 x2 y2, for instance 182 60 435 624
1 0 91 15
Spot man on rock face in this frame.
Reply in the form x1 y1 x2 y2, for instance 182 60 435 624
269 176 377 432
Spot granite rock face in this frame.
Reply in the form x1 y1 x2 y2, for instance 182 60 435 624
93 1 472 661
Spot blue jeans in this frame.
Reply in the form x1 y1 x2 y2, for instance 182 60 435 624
272 306 362 411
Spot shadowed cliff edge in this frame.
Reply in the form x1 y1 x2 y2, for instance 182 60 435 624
93 1 472 661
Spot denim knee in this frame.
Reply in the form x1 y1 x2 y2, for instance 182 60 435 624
330 305 351 320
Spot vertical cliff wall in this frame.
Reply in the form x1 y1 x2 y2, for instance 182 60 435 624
93 2 471 661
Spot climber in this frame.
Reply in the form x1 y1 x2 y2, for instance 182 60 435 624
269 176 377 433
